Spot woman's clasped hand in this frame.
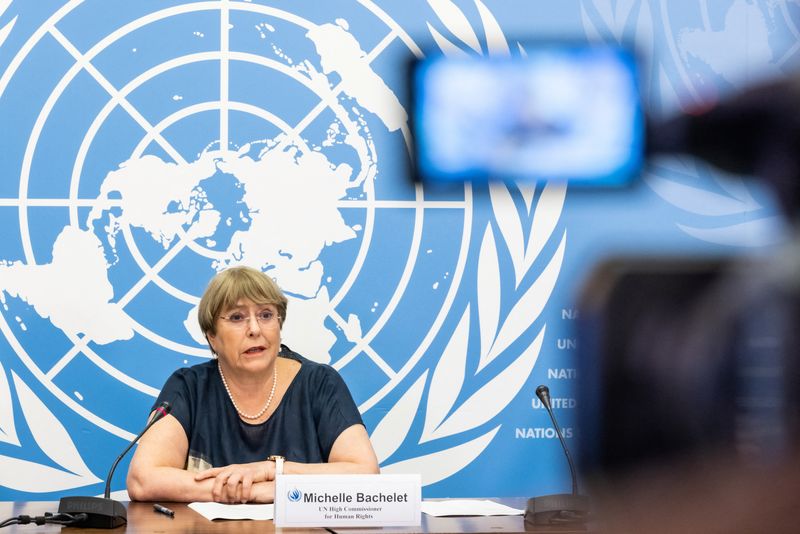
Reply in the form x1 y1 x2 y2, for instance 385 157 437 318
194 461 278 504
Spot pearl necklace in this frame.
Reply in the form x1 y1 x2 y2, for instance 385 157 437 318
218 362 277 420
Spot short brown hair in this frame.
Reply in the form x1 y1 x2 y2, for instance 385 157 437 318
198 266 288 337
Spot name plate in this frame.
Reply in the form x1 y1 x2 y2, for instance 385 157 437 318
274 473 421 527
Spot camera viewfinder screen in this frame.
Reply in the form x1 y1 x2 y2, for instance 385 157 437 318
411 45 644 186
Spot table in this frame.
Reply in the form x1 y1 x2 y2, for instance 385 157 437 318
0 500 586 533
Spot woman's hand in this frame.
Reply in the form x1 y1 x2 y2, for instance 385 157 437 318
195 461 271 503
249 480 276 503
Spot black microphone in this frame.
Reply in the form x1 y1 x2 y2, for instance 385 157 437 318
58 401 172 528
524 386 589 526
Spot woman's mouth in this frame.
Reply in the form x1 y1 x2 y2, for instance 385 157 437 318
244 346 265 354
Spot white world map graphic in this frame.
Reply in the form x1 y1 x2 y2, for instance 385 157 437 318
1 18 406 363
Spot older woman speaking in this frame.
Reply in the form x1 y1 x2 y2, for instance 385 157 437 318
127 266 379 503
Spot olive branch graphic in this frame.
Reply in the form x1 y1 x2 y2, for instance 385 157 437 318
580 0 780 247
0 361 102 493
369 0 567 486
0 1 17 51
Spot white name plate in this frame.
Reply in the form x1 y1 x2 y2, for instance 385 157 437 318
274 473 421 527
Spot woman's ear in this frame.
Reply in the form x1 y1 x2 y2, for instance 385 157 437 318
205 333 217 355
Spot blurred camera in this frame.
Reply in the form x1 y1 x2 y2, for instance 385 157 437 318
409 42 645 187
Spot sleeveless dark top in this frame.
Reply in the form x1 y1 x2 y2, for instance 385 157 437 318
152 346 363 470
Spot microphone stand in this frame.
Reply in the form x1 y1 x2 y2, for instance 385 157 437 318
524 386 590 526
57 402 172 528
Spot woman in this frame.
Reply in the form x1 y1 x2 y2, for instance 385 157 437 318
127 266 379 503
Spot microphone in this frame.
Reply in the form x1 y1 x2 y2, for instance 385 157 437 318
58 401 172 528
524 386 589 526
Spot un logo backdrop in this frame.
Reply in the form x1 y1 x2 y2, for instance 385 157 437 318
0 0 796 499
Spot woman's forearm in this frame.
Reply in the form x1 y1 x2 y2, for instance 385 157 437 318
127 465 217 502
129 465 276 503
282 460 380 476
129 462 277 503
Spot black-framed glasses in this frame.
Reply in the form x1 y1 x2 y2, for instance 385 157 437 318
219 310 281 328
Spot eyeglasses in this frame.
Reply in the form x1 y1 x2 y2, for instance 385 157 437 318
219 310 282 328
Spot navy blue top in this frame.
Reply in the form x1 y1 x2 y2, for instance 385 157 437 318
152 346 364 471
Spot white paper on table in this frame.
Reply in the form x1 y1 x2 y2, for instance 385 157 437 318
188 502 274 521
420 500 524 517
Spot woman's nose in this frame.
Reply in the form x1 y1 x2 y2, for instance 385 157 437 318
246 314 261 335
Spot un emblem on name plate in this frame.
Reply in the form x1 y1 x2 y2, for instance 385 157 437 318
287 488 302 503
0 1 564 494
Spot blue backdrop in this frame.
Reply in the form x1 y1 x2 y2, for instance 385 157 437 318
0 0 796 499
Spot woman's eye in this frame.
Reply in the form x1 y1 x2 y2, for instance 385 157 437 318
229 313 246 322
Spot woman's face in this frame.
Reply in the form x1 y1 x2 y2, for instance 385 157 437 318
207 298 281 373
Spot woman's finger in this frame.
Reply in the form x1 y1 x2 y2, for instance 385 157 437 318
240 475 254 503
195 467 220 480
